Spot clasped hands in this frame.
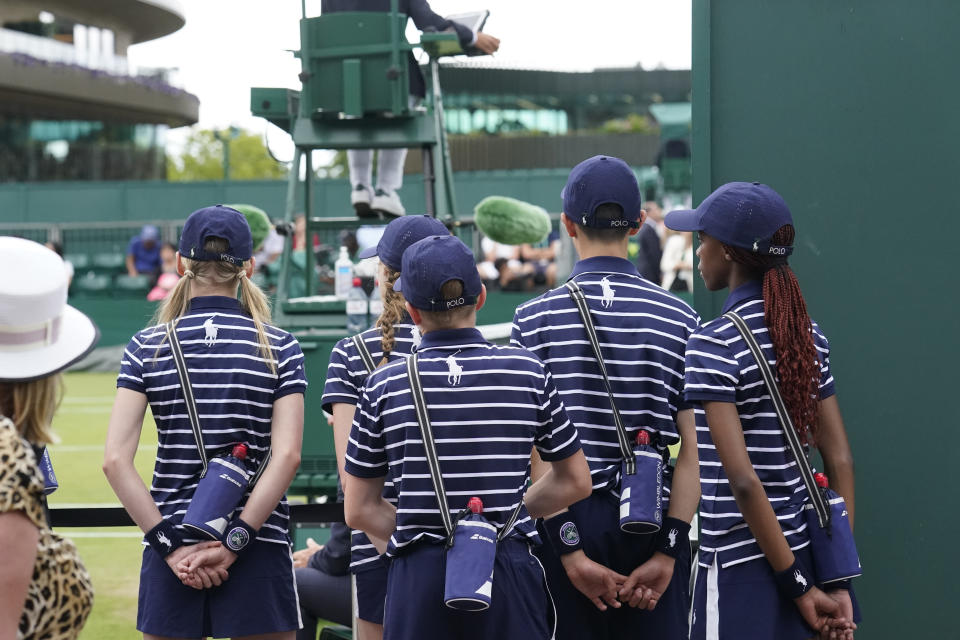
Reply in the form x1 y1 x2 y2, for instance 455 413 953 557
164 541 238 590
561 550 675 611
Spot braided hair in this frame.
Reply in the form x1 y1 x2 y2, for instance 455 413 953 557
725 225 821 445
375 266 406 368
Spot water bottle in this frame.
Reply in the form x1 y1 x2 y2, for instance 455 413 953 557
369 279 383 321
346 277 370 334
334 246 353 298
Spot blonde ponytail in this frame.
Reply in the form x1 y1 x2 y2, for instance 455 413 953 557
375 266 407 367
150 237 276 374
0 375 62 445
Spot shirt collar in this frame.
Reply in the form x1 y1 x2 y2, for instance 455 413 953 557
187 295 243 313
721 279 763 314
418 327 488 351
569 256 640 279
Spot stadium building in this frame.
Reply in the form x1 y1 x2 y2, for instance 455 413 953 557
0 0 198 182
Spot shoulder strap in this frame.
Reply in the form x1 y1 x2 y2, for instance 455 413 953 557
723 311 831 528
352 334 376 374
166 320 208 478
565 280 636 474
166 320 268 487
406 354 524 542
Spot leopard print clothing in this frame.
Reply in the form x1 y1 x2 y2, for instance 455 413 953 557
0 416 93 640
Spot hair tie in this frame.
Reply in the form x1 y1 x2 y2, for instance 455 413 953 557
237 270 247 280
183 269 196 279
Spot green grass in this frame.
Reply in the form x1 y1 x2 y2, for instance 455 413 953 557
48 373 155 640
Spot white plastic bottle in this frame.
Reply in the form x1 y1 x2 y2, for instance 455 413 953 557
369 279 383 320
334 246 353 298
346 277 370 334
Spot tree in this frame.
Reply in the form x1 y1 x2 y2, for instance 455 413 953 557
167 128 289 181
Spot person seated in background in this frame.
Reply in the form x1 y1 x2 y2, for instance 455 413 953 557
478 236 532 290
147 243 181 302
520 230 561 289
321 0 500 218
254 222 285 271
292 531 352 638
126 224 162 277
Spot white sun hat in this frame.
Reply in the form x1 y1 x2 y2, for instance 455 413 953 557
0 237 99 382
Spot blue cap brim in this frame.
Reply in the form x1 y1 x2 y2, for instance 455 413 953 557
358 246 379 260
663 209 702 232
393 276 403 293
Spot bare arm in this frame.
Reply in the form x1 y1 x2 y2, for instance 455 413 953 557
103 388 162 531
125 253 137 277
343 473 395 555
523 450 592 519
666 409 700 523
704 401 848 634
0 512 38 640
816 395 855 529
331 402 356 491
237 393 303 530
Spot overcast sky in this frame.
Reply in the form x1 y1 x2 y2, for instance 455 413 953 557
127 0 691 144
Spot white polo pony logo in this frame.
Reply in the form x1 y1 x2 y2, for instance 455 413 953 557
446 355 463 386
600 277 615 308
667 528 678 548
203 317 218 347
156 530 172 551
793 570 807 589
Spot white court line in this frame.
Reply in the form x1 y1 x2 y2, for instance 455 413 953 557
49 444 156 452
62 397 116 404
67 532 144 539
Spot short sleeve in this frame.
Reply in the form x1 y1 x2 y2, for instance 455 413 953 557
275 335 308 401
814 326 836 400
344 386 388 478
126 237 138 256
117 333 147 394
534 369 582 462
0 419 45 530
673 313 702 412
683 330 740 404
321 338 361 413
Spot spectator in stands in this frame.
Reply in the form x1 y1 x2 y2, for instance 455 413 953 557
254 223 285 271
520 230 561 289
634 200 665 283
44 240 74 287
478 237 531 290
147 244 180 302
126 225 162 277
660 229 694 292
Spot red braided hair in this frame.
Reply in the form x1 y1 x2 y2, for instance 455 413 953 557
725 226 821 445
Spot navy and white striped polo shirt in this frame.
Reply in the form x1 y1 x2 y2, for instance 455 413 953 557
683 279 835 569
321 320 421 572
344 327 582 557
117 295 308 546
511 256 700 499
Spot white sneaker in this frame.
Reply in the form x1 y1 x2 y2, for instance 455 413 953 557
371 189 406 218
351 184 375 218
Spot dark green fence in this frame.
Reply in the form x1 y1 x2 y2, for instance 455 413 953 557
693 1 959 636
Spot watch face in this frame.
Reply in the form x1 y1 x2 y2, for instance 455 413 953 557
226 526 250 551
560 521 580 546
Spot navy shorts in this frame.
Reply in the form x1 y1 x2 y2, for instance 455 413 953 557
137 540 301 638
383 538 553 640
535 491 692 640
690 546 862 640
354 558 388 624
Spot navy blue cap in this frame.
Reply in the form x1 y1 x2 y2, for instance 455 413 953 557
357 215 449 271
179 205 253 264
561 155 643 229
394 235 482 312
664 182 794 256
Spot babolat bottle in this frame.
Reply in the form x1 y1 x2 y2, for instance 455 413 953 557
182 443 251 539
444 497 498 611
618 430 664 533
804 472 862 584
